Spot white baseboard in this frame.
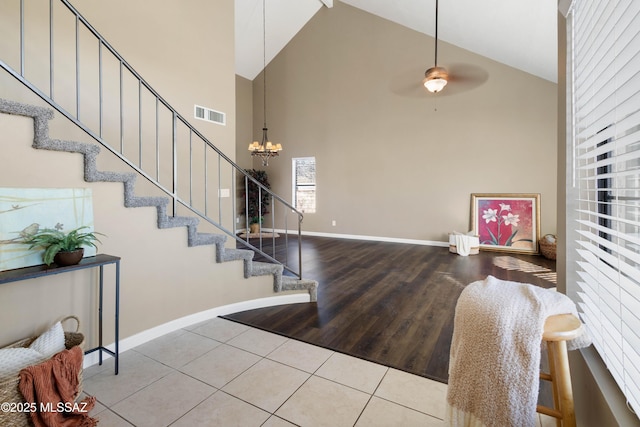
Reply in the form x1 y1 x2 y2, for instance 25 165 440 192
273 229 449 248
83 293 310 368
235 228 447 248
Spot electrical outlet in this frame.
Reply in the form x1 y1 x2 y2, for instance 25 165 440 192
218 188 230 198
332 220 336 226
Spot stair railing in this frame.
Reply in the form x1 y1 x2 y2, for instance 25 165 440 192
0 0 303 278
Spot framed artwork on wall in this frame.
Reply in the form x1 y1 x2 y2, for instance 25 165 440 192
471 193 540 254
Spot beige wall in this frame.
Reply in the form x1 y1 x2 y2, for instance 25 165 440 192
249 1 558 242
73 0 237 159
0 0 290 348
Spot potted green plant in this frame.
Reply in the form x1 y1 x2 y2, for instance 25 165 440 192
244 169 270 233
24 226 103 266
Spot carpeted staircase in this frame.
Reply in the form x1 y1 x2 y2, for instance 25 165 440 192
0 97 317 301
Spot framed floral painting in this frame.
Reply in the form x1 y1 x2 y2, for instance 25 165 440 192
471 193 540 254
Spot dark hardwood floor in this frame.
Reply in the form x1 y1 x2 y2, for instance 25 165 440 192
226 235 556 384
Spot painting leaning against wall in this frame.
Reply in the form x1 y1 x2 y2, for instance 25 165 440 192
470 193 540 255
0 188 95 271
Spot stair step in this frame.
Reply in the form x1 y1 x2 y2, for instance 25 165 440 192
158 216 199 229
43 138 99 155
87 171 134 183
251 261 283 277
221 248 254 262
191 232 226 247
125 196 169 208
282 276 318 302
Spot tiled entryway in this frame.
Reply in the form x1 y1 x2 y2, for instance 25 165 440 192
82 317 556 426
82 317 444 426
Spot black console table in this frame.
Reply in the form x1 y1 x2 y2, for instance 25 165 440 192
0 254 121 374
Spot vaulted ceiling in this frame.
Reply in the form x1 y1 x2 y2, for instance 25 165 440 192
235 0 558 83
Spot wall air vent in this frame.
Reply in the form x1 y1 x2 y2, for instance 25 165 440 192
194 105 226 126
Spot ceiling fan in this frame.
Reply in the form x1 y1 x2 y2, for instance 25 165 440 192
388 0 488 98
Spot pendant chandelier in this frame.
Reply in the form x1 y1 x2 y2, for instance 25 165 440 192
423 0 448 93
248 0 282 166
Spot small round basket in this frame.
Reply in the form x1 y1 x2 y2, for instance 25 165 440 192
62 315 85 350
539 234 557 260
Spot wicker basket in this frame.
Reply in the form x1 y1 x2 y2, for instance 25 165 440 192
0 316 84 427
539 234 557 260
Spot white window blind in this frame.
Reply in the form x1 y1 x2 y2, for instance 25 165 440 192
292 157 316 213
568 0 640 412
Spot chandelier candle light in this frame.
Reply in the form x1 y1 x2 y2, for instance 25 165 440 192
248 0 282 166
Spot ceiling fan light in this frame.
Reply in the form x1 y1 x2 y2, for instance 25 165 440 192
424 78 447 93
423 66 449 93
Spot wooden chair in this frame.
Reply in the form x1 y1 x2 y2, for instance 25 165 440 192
537 313 583 427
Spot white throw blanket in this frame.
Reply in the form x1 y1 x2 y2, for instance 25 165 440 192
453 233 472 256
445 276 591 427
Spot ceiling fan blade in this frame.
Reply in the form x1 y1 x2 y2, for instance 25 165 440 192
389 63 489 98
421 63 489 97
437 63 489 96
388 66 431 98
448 63 488 84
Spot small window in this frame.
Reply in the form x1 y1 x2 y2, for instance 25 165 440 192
292 157 316 213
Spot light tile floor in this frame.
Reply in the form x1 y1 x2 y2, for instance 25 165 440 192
82 317 557 427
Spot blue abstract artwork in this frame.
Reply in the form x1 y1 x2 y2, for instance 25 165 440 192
0 188 95 271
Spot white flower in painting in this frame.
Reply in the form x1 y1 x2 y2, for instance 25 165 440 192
503 213 520 226
499 203 511 212
483 208 498 223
